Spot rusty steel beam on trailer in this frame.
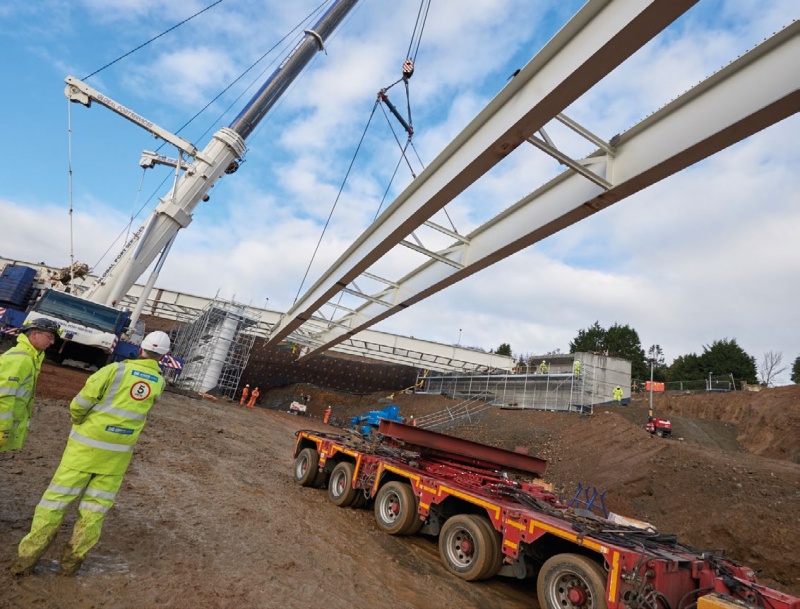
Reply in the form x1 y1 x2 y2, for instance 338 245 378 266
378 420 547 476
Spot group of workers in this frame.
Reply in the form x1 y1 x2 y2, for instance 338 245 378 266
1 319 171 577
239 384 260 408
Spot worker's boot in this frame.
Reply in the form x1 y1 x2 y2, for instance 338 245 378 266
59 545 85 577
11 553 41 577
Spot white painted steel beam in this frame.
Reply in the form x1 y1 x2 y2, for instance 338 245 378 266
266 0 698 346
300 21 800 356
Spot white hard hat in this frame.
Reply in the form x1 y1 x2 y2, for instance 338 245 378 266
142 330 171 355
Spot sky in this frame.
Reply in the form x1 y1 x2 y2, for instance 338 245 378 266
0 0 797 383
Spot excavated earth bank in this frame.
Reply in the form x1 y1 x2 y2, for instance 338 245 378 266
1 362 797 608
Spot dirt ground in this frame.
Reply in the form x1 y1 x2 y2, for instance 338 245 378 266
1 364 798 608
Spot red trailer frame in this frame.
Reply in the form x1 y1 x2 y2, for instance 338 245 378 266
292 422 798 609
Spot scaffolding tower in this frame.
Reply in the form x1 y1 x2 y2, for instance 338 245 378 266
167 300 259 399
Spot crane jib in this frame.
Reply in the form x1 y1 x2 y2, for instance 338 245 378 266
229 0 359 141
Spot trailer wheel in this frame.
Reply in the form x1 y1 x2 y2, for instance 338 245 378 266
374 481 420 535
293 448 321 487
656 429 665 438
438 514 494 581
537 553 608 609
328 462 359 507
472 515 504 579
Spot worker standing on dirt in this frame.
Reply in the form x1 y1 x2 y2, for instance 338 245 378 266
246 387 260 409
613 385 623 405
0 319 62 453
239 384 250 406
323 406 332 424
12 330 170 577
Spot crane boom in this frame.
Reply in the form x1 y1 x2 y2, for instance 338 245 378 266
82 0 359 307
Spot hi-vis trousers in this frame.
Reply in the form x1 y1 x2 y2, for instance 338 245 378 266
18 461 124 565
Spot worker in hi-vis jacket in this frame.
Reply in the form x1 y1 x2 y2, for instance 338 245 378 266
0 319 62 452
13 331 170 577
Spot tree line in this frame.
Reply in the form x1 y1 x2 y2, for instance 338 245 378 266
496 321 798 386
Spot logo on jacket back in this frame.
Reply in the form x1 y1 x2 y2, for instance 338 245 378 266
106 425 134 435
131 370 159 383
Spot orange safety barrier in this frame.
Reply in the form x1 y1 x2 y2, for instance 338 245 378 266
644 381 665 392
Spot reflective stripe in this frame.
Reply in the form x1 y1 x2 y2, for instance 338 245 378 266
70 429 134 453
84 487 117 500
74 394 94 409
38 498 71 511
93 403 147 421
0 411 12 420
0 387 17 396
48 483 84 496
78 501 110 514
3 352 30 359
100 364 127 408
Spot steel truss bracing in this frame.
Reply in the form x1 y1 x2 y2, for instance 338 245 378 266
0 259 512 374
266 7 798 358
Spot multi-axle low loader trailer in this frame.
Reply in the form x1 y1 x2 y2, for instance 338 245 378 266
293 421 798 609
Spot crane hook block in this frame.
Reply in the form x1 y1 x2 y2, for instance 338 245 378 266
402 59 414 79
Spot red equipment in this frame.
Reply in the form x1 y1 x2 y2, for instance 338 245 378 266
646 416 672 437
292 420 798 609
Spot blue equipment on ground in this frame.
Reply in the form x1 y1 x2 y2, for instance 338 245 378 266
350 404 403 435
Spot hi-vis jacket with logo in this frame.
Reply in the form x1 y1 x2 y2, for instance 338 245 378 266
62 357 165 474
0 334 44 452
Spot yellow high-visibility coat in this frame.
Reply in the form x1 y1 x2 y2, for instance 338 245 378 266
0 334 44 451
63 358 165 474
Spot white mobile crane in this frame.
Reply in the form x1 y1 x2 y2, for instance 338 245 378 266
20 0 358 367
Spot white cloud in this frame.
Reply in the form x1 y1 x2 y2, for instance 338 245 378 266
0 0 797 384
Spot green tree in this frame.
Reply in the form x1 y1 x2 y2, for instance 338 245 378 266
569 321 605 353
496 343 512 357
700 338 757 386
569 321 647 379
791 356 800 384
647 344 668 382
667 353 703 381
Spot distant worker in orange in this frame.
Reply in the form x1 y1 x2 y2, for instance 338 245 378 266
323 406 332 424
246 387 260 409
239 384 250 406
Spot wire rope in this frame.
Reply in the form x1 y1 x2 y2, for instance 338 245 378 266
85 2 330 272
66 100 76 285
82 1 225 80
292 100 380 305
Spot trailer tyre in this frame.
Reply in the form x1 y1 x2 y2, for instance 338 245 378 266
537 553 608 609
328 462 359 507
374 481 420 535
472 515 504 579
438 514 494 581
293 448 321 487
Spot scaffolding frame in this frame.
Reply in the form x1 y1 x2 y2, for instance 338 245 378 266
415 353 631 415
166 299 259 399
